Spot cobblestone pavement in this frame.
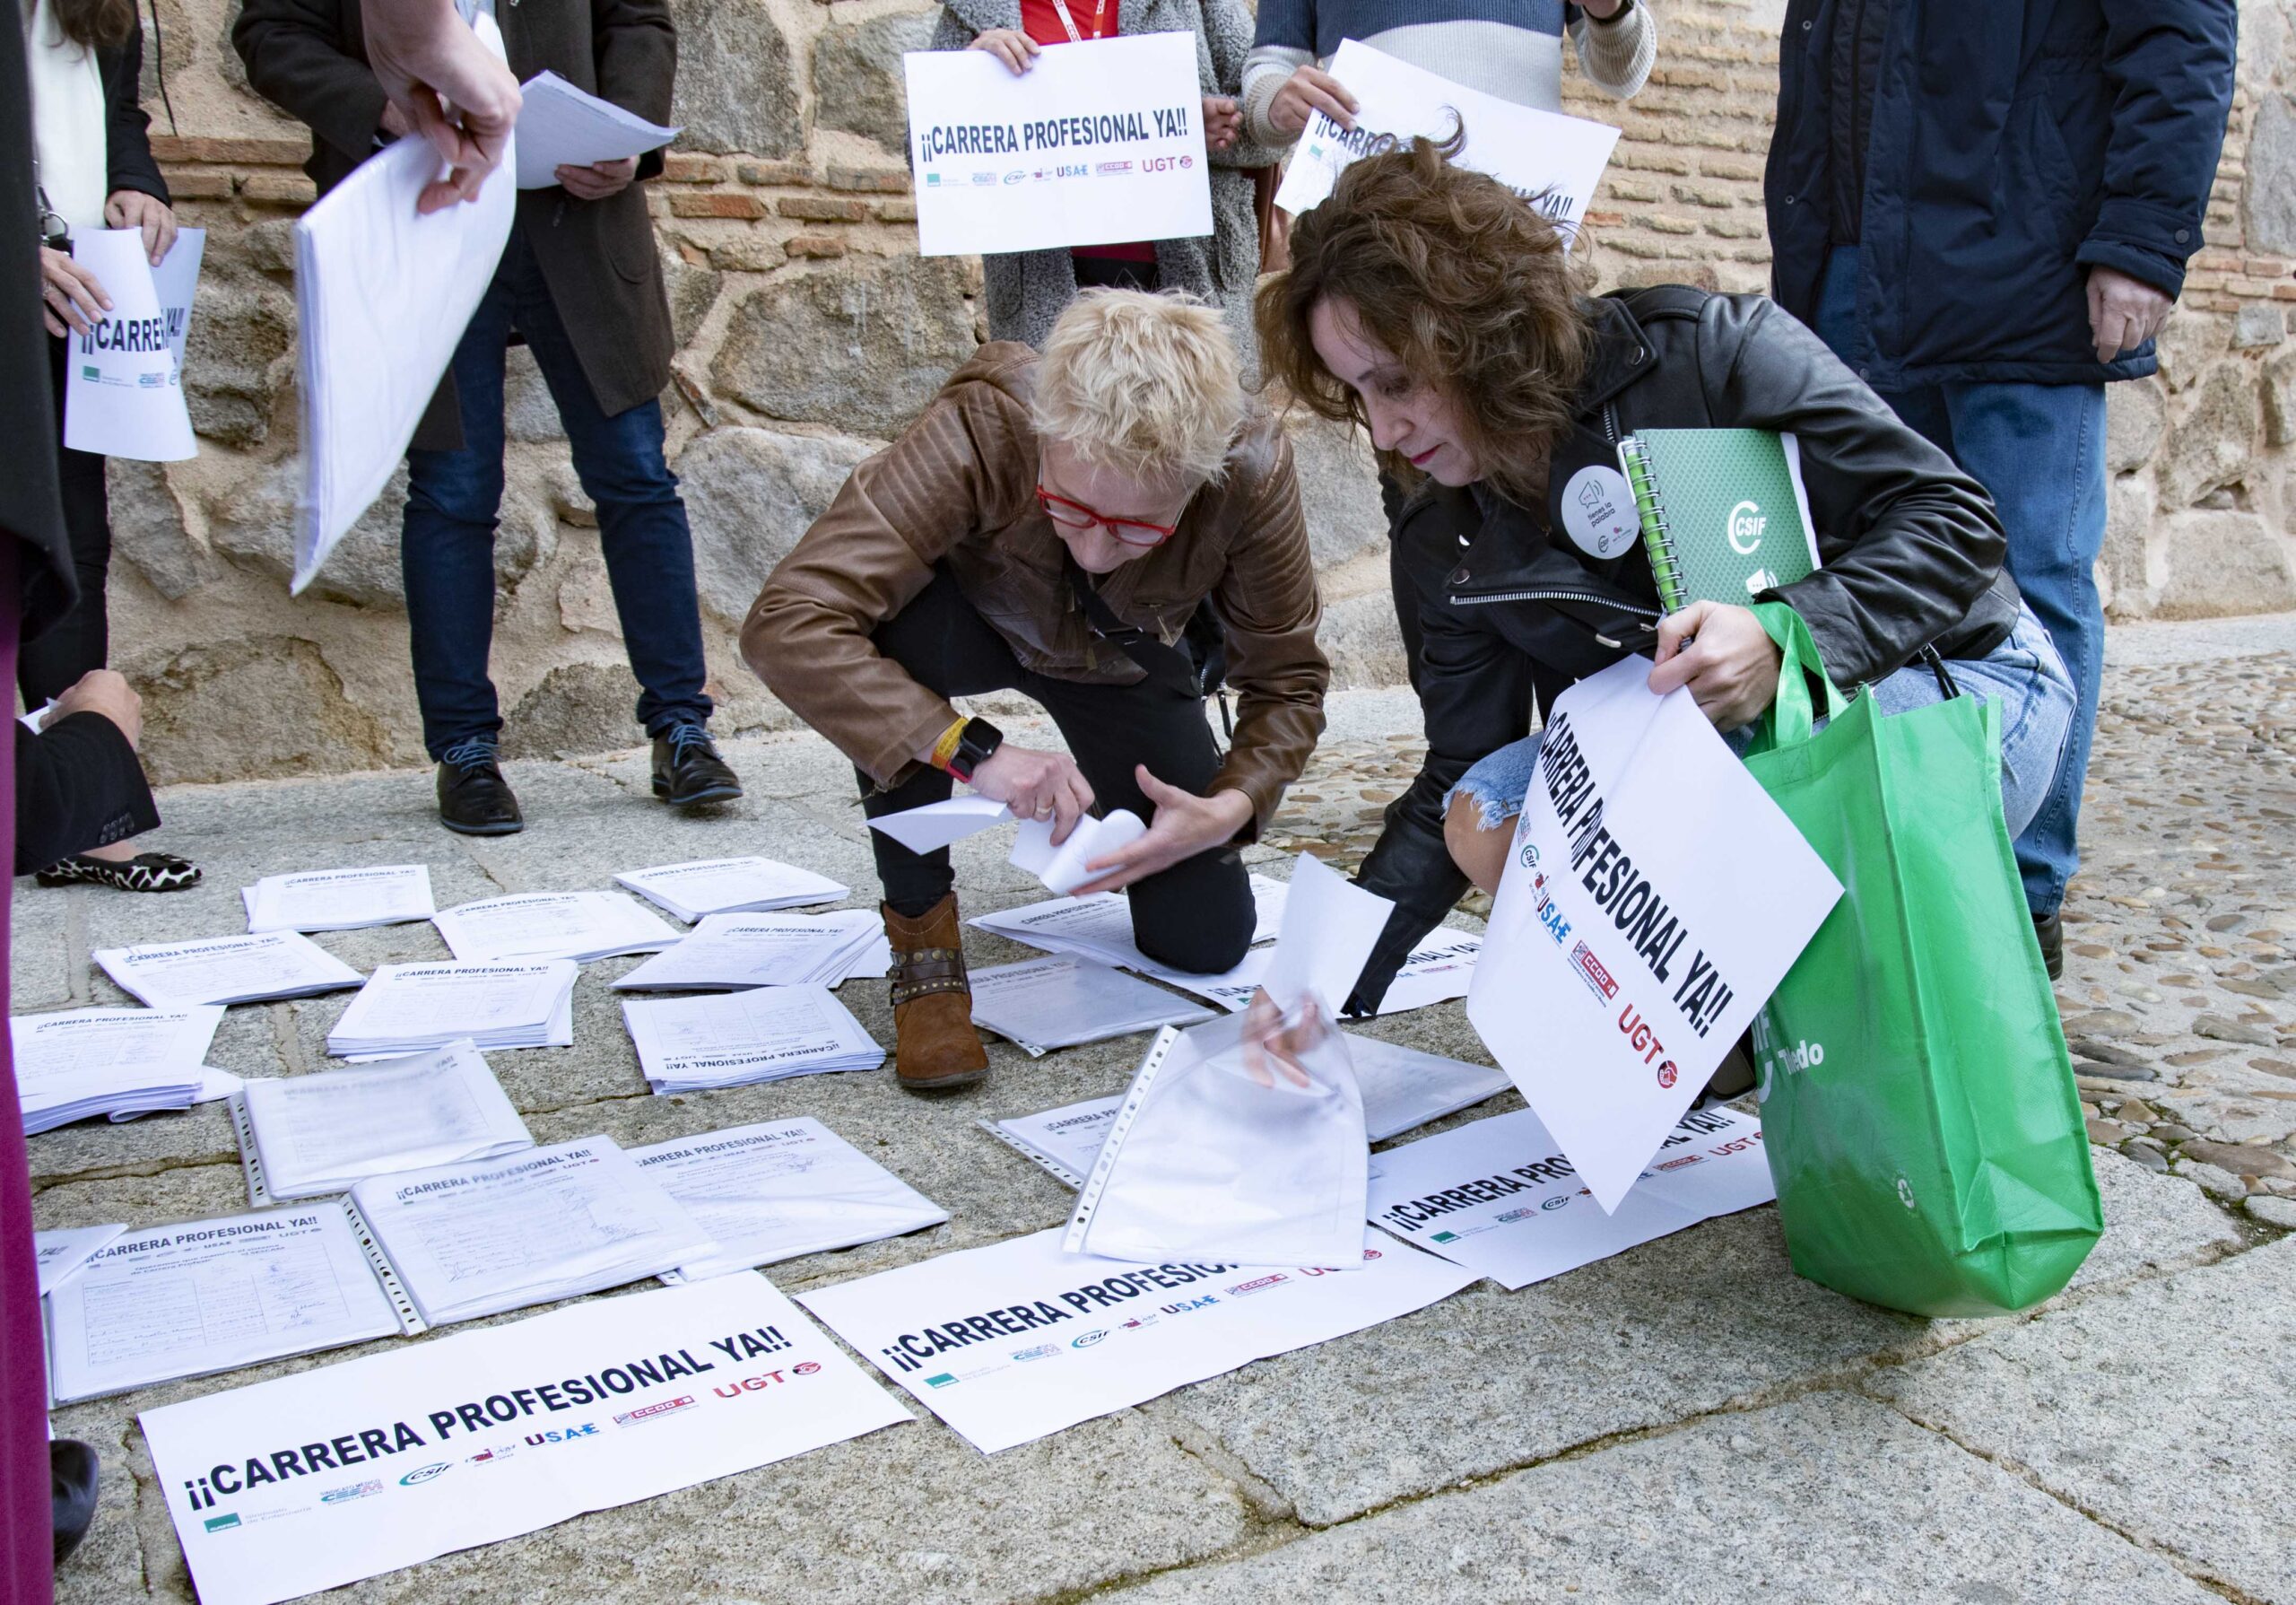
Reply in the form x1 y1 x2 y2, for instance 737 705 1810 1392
20 615 2296 1604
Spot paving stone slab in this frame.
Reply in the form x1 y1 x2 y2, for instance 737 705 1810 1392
8 886 74 1010
2067 1145 2246 1289
1118 1392 2221 1604
1867 1236 2296 1604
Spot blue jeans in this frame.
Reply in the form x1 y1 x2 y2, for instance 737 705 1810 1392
403 225 712 760
1812 244 2106 917
1449 606 2077 843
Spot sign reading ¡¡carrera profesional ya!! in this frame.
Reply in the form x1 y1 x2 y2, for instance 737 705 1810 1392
902 31 1213 257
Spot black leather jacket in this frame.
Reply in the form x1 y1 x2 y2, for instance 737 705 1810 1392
1348 284 2022 1010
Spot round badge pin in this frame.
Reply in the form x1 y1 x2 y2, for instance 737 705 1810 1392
1560 464 1639 560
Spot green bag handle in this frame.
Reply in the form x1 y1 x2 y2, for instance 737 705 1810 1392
1744 601 1849 754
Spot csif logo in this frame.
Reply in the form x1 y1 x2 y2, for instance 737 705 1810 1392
398 1463 450 1487
1072 1330 1109 1348
1727 500 1767 554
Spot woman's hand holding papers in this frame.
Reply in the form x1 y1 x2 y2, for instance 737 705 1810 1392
38 248 109 338
361 0 523 213
970 745 1095 842
1648 600 1784 734
1239 987 1319 1089
103 191 178 266
1267 65 1357 136
1070 767 1253 894
970 28 1040 74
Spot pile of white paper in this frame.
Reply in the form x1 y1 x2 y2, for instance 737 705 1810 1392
242 864 435 933
969 953 1213 1055
326 960 578 1057
622 986 885 1094
92 931 363 1008
235 1040 534 1202
630 1117 948 1280
613 912 886 992
432 891 677 964
514 69 680 188
970 873 1290 974
613 856 849 922
13 1006 224 1134
348 1136 709 1327
32 1224 126 1296
984 1032 1511 1186
45 1206 405 1403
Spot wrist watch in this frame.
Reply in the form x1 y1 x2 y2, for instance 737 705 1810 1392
944 718 1004 784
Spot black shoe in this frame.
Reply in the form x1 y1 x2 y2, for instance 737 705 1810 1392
2034 909 2064 981
34 851 201 892
652 724 743 807
52 1438 98 1565
436 739 524 835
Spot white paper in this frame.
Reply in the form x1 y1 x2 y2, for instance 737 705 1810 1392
1273 39 1620 245
1465 659 1840 1210
622 985 884 1093
326 960 577 1057
61 227 196 460
904 32 1212 257
867 795 1013 854
45 1207 401 1402
13 1005 223 1133
612 911 883 992
351 1136 711 1327
1255 852 1393 1016
1366 1104 1772 1288
141 1275 910 1605
291 12 515 592
432 891 677 964
92 930 364 1008
801 1226 1471 1453
32 1224 126 1296
969 953 1213 1054
970 872 1290 973
1008 809 1146 895
514 70 678 189
148 226 205 369
245 864 434 934
239 1041 533 1202
613 857 848 922
630 1118 948 1280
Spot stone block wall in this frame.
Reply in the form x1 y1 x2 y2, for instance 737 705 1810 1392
99 0 2296 782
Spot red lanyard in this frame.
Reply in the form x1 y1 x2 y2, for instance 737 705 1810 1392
1046 0 1111 42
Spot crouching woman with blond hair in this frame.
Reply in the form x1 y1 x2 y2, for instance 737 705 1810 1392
743 292 1330 1091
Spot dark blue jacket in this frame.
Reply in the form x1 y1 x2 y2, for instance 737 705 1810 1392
1764 0 2238 388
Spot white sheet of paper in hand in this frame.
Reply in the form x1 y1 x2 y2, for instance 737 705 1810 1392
291 12 515 593
866 795 1013 854
62 228 196 461
1465 657 1839 1212
1257 852 1394 1016
1008 809 1145 895
514 70 679 188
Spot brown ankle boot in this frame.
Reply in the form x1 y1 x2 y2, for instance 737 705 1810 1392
883 894 989 1091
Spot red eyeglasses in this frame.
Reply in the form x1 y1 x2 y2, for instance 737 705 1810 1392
1035 485 1179 549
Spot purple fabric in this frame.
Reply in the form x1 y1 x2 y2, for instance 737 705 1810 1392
0 548 49 1605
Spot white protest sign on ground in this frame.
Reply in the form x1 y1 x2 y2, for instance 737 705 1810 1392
1466 658 1839 1211
904 31 1212 257
1366 1103 1774 1289
141 1275 911 1605
61 227 198 461
798 1226 1472 1453
291 13 515 592
1273 39 1620 244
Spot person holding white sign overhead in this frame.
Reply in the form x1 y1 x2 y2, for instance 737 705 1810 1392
1254 139 2075 1018
933 0 1275 355
744 292 1327 1092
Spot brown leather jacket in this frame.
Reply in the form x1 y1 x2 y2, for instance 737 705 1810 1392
742 344 1329 827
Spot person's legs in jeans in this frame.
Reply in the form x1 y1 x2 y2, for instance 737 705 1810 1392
505 251 713 740
402 246 518 760
1937 381 2108 915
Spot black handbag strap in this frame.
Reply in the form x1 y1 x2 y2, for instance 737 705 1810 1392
1061 551 1209 702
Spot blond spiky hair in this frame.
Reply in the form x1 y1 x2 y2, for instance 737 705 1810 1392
1031 290 1245 487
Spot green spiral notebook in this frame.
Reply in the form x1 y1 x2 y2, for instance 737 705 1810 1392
1617 429 1822 612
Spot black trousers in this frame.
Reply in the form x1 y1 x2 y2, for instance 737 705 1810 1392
22 335 111 706
860 568 1256 975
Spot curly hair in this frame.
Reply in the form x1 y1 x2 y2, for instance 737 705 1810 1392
1255 133 1593 506
1033 288 1245 487
31 0 138 53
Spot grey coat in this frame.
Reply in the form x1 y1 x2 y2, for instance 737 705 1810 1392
932 0 1277 364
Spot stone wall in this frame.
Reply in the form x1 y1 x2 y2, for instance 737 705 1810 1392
102 0 2296 783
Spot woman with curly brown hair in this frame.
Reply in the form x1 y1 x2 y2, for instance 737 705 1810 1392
1257 138 2076 1015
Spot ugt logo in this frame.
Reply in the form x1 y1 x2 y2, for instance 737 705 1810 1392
1727 500 1767 554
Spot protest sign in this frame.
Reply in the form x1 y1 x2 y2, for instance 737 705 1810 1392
141 1275 910 1605
798 1226 1474 1453
1272 39 1619 244
1465 658 1839 1212
62 227 200 461
903 31 1212 257
1366 1104 1774 1289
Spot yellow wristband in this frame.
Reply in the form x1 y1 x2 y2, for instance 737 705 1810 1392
928 718 968 772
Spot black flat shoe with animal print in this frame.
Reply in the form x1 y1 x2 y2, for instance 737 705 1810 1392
33 852 203 893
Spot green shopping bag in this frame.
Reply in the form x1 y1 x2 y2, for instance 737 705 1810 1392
1739 604 2100 1317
